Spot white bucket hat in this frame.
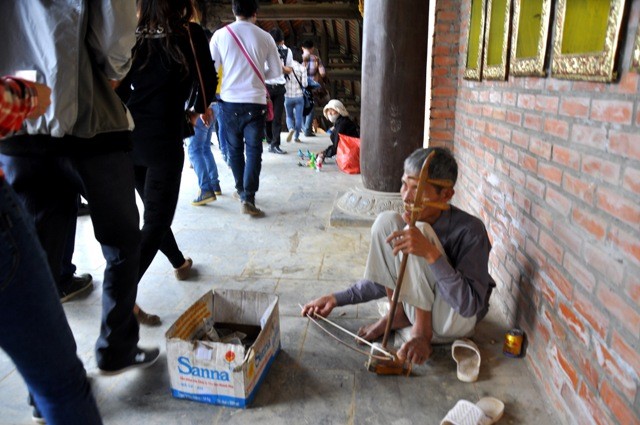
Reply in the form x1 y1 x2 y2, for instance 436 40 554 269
323 99 349 119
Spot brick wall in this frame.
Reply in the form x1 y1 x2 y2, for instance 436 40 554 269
431 1 640 423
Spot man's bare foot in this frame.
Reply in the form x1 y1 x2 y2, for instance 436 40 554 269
397 334 432 365
357 317 387 342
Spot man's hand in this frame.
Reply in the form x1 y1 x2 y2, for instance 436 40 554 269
200 107 214 127
26 82 51 119
396 334 432 365
301 294 337 318
385 227 442 264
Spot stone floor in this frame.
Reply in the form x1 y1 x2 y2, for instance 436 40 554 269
0 134 562 424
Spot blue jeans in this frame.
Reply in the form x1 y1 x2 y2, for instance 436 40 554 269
285 96 304 140
0 145 142 369
0 178 102 424
213 101 228 161
221 102 266 203
187 118 220 193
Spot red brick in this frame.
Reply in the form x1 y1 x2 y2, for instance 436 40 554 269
525 175 545 198
506 110 521 125
503 91 516 106
572 207 606 240
553 221 583 253
522 215 540 240
511 130 529 148
563 253 596 293
437 10 458 21
609 130 640 161
583 244 625 285
433 86 457 97
559 97 590 118
523 113 542 131
623 167 640 195
627 275 640 305
535 95 559 113
540 230 564 260
431 109 456 119
554 345 580 389
573 289 608 337
523 77 546 90
611 331 640 382
593 338 638 402
509 164 525 186
608 225 640 266
538 162 563 185
590 100 633 125
597 285 640 336
503 145 518 164
552 145 581 171
581 154 621 184
568 346 600 393
526 239 547 266
562 173 595 205
546 187 571 216
542 308 566 340
544 118 570 139
529 137 552 160
517 93 536 110
613 71 639 94
571 124 607 150
596 187 640 227
600 377 639 424
544 263 574 300
558 302 589 345
573 81 607 93
531 203 554 229
579 382 615 425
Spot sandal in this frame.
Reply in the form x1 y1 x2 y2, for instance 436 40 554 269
134 304 161 327
441 397 504 425
174 257 193 281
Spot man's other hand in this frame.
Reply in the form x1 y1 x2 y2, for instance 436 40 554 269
301 294 337 318
396 334 432 365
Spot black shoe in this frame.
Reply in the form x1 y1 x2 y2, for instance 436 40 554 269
304 132 315 137
59 273 93 303
268 146 286 154
77 202 90 217
98 347 160 376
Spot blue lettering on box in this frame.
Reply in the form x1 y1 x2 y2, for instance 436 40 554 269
177 356 230 382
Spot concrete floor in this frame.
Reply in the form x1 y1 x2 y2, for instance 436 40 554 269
0 134 562 424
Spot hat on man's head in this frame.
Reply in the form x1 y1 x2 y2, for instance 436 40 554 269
323 99 349 119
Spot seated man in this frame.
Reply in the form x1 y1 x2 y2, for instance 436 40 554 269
302 147 495 365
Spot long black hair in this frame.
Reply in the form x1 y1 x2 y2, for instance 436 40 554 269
134 0 195 72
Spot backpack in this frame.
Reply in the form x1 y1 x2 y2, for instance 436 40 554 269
277 46 290 80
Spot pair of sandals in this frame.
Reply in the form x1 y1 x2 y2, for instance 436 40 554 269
440 338 504 424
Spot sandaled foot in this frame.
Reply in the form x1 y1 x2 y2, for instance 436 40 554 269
174 257 193 280
134 305 161 327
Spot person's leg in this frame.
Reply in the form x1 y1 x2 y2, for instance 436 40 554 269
135 152 184 280
221 102 247 197
72 150 143 368
293 96 304 141
303 106 315 136
0 179 102 425
158 229 187 269
201 123 220 193
241 104 266 205
270 88 285 149
213 101 229 163
187 119 212 192
284 97 295 133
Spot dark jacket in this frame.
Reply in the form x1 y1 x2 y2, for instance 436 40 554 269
323 115 359 158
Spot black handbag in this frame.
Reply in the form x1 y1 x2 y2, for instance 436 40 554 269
293 71 314 116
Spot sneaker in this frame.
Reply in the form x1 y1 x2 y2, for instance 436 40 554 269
232 191 241 201
286 129 294 142
242 201 264 217
98 347 160 376
174 257 193 280
191 190 216 206
211 184 222 196
59 274 93 303
294 138 302 143
28 395 45 424
268 146 286 154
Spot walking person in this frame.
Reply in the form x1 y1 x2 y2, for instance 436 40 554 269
209 0 283 217
265 28 292 154
187 105 222 206
0 0 160 380
117 0 217 324
301 39 326 137
284 47 308 144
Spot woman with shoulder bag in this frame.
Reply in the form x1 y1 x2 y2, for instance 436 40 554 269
117 0 217 325
284 47 308 143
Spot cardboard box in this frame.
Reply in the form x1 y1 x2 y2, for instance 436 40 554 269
166 289 280 408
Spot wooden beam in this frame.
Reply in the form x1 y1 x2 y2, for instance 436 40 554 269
206 4 361 22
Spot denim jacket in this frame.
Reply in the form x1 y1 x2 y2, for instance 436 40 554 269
0 0 136 139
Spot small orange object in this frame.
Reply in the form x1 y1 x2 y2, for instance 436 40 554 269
225 350 236 363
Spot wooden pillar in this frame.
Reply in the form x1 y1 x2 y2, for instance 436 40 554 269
360 1 430 192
